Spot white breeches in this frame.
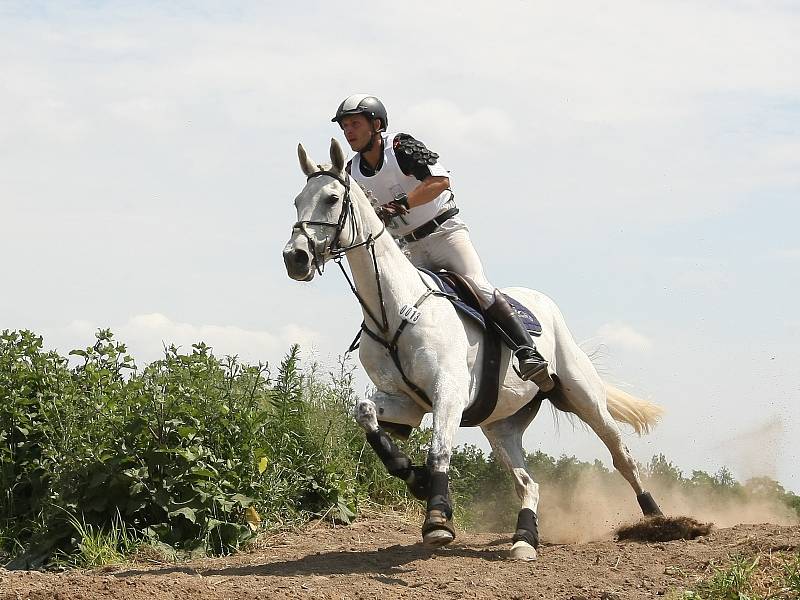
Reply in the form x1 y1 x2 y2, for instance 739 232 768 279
403 217 496 308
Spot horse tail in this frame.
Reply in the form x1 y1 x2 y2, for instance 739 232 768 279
604 383 664 435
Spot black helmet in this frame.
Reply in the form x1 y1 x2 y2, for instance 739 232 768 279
332 94 388 131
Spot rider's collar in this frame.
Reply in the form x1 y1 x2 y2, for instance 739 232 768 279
359 135 384 175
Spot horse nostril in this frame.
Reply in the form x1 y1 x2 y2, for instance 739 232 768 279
284 247 310 271
291 248 309 267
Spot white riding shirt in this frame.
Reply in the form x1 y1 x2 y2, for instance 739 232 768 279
350 132 452 237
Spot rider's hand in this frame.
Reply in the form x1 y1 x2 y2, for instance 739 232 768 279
387 200 409 214
375 201 408 224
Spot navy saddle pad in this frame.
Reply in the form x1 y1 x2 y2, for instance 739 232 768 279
419 268 542 337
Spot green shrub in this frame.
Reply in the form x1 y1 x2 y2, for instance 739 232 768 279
0 330 416 568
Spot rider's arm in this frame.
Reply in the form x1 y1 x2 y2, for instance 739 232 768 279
392 133 451 208
407 176 450 208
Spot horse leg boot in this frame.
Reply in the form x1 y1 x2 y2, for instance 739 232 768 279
365 428 430 500
422 470 455 547
354 400 430 500
486 291 555 392
483 414 542 561
638 492 663 516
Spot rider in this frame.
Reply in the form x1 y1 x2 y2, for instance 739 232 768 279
332 94 554 392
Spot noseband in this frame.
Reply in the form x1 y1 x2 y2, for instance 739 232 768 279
292 170 385 274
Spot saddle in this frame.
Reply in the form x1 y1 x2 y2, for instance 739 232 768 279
355 268 544 429
419 269 542 337
418 269 542 426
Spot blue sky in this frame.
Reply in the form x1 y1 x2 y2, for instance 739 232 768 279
1 1 798 492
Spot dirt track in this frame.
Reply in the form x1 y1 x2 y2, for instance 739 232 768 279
1 517 798 600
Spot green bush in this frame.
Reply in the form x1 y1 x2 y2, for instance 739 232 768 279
0 330 418 568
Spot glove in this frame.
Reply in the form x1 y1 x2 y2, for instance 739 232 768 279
375 200 409 224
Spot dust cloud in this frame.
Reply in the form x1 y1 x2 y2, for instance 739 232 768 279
531 470 798 544
713 415 785 481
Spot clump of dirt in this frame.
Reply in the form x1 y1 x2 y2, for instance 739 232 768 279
615 515 713 542
510 466 799 545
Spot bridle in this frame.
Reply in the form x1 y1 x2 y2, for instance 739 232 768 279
291 169 390 333
290 167 453 409
292 170 388 266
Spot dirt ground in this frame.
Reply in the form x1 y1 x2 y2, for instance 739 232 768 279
1 516 798 600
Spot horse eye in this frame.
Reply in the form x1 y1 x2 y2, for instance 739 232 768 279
327 194 340 204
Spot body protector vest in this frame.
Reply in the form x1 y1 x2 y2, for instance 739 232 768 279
350 132 452 237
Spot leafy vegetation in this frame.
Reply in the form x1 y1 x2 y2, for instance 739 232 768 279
0 329 422 568
1 328 798 569
674 551 800 599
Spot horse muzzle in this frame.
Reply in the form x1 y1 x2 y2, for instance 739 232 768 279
282 244 315 281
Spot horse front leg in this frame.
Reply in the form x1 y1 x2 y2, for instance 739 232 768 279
353 396 430 500
422 371 470 547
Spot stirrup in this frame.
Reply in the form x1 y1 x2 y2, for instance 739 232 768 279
514 351 555 392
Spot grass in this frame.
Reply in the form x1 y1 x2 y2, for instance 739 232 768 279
672 551 800 599
705 554 759 598
56 511 138 569
783 554 800 595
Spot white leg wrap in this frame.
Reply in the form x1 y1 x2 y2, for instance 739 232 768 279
353 399 379 433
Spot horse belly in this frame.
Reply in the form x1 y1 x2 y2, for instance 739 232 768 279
460 288 559 425
460 315 536 425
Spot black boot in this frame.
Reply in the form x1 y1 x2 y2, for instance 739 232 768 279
486 292 555 392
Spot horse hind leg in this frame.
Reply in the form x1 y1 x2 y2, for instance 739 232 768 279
482 398 544 561
553 365 663 517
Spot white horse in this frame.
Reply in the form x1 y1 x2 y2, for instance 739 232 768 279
283 139 665 560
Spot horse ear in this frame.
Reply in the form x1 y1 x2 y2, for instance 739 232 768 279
329 138 345 174
297 143 317 177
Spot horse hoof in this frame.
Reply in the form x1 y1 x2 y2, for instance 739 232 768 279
509 540 538 561
423 528 454 547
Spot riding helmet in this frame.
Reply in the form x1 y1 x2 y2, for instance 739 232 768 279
332 94 388 131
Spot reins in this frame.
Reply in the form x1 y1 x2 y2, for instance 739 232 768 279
293 168 452 408
292 169 389 334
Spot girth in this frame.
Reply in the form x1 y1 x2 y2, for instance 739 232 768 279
354 274 503 428
358 286 446 409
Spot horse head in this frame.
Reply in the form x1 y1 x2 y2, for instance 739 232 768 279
283 138 350 281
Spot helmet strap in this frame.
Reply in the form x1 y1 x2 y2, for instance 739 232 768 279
359 122 382 153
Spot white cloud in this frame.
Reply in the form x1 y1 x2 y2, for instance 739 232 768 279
596 322 654 352
768 248 800 262
48 314 321 369
402 100 513 152
106 97 180 130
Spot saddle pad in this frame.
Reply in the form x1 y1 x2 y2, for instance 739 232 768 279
418 269 542 337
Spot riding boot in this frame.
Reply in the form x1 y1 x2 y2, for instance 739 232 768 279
486 291 555 392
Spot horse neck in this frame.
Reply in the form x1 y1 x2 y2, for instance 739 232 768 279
343 189 425 330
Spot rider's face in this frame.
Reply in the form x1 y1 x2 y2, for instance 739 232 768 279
340 114 376 152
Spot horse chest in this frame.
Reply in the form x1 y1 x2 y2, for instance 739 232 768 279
358 330 440 394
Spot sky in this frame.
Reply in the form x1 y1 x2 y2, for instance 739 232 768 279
1 1 799 492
